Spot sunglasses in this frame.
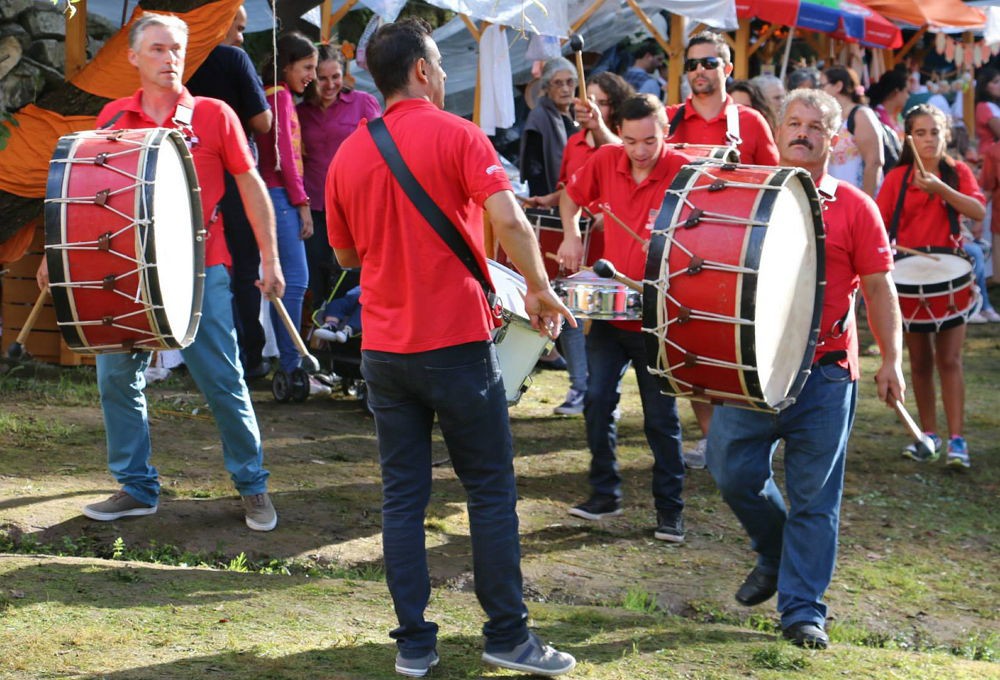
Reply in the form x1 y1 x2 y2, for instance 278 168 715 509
684 56 722 72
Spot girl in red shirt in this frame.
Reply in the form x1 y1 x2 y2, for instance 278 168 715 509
876 104 986 468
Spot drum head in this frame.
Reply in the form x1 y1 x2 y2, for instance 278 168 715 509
892 251 972 287
149 133 197 342
755 174 819 407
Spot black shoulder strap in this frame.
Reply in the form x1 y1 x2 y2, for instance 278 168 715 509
888 164 912 242
98 110 126 130
668 104 685 137
367 117 495 301
846 105 859 135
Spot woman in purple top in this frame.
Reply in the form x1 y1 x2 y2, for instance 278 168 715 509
256 32 317 379
298 44 381 310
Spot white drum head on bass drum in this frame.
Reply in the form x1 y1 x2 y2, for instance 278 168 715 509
754 178 818 407
148 136 196 343
892 252 972 285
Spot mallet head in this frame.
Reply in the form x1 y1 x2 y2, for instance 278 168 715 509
569 33 584 53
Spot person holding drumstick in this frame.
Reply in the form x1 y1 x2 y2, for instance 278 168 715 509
665 30 780 469
875 104 986 468
558 93 690 542
325 19 575 678
708 89 903 649
37 13 284 531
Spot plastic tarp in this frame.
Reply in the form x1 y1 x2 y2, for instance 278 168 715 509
858 0 985 30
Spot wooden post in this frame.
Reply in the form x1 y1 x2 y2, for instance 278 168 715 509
65 0 87 79
667 14 685 104
320 0 333 42
734 18 750 81
327 0 359 36
964 31 975 137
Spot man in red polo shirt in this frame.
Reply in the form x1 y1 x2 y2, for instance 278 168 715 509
665 30 780 468
706 88 903 650
37 13 284 531
556 93 688 543
325 18 575 679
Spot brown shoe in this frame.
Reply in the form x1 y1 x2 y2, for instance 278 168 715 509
82 490 157 521
241 493 277 531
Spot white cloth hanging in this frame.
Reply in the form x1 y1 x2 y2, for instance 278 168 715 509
478 24 515 136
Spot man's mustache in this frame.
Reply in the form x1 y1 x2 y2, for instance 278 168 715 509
789 138 813 150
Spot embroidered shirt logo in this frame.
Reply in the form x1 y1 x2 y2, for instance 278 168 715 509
486 164 503 175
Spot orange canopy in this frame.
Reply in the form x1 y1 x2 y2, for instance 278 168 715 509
859 0 985 29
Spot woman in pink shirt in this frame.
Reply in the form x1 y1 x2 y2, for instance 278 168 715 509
256 32 317 381
298 43 381 311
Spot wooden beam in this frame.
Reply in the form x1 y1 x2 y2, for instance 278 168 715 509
460 13 482 41
65 0 87 79
734 18 750 81
667 14 684 104
625 0 670 54
570 0 607 34
747 25 777 59
321 0 333 42
894 26 927 63
964 31 975 135
327 0 359 35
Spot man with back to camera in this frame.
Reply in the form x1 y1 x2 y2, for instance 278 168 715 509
706 88 904 649
325 18 576 679
556 93 689 543
665 30 781 469
38 13 284 531
623 39 664 98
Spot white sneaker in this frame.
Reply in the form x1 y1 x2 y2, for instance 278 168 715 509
982 308 1000 322
309 376 332 397
683 438 707 469
968 311 988 324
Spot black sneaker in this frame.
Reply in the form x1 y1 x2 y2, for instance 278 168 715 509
653 512 685 543
735 566 778 606
782 621 829 649
567 494 622 520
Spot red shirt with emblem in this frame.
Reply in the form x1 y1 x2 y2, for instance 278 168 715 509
565 143 687 331
817 177 894 378
665 95 779 166
326 99 512 353
96 88 255 268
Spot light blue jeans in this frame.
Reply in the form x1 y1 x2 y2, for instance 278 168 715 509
964 240 995 312
268 187 309 373
707 363 857 629
96 265 270 506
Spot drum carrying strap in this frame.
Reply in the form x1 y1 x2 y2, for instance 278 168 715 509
367 118 498 311
668 104 741 146
887 164 960 242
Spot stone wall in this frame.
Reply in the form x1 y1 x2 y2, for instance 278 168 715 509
0 0 118 112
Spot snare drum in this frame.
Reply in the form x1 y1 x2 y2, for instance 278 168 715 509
667 143 740 164
44 128 205 353
554 270 641 320
488 260 554 405
892 247 979 332
643 162 825 411
498 208 592 279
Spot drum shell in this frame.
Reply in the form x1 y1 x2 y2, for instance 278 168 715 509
892 247 978 333
44 128 204 354
643 161 825 411
554 271 641 320
498 208 594 280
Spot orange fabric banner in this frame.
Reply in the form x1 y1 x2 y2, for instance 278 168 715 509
70 0 244 100
0 105 96 198
859 0 985 29
0 219 38 264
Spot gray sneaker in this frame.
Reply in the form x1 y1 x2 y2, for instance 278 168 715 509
395 650 439 677
82 490 157 521
241 493 277 531
482 632 576 676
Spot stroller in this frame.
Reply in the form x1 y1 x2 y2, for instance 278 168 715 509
306 268 369 410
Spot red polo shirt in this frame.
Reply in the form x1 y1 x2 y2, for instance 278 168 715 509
326 98 511 353
565 143 687 331
875 161 984 249
817 177 894 378
666 95 779 166
558 130 597 185
97 88 255 268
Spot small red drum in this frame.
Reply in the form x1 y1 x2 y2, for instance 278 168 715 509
892 247 979 332
498 208 593 280
667 143 740 164
554 270 641 320
643 161 825 412
44 128 205 354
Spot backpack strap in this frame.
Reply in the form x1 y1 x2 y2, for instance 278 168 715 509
888 164 912 242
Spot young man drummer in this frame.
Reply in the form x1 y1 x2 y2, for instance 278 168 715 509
665 29 780 468
557 93 689 542
706 88 904 649
37 13 284 531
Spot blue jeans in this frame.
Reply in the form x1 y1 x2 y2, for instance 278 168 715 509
268 188 309 373
322 285 362 332
362 341 529 657
706 363 857 629
964 240 995 312
96 265 269 507
584 321 684 516
557 319 588 392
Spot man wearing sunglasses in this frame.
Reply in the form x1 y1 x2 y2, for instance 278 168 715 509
665 30 780 471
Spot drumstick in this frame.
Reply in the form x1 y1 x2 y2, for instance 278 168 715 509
905 135 927 176
569 34 588 105
545 251 593 272
6 286 49 361
592 258 643 293
895 244 941 261
894 400 937 461
602 207 649 247
268 294 321 374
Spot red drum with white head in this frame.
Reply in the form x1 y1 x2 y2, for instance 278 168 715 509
892 247 979 332
44 128 204 353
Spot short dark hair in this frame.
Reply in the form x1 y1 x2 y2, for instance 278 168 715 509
366 18 433 98
823 65 863 104
261 31 316 86
619 93 667 128
632 38 662 60
687 30 731 65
